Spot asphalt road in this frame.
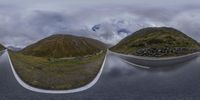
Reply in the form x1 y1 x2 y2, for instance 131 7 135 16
1 51 200 100
109 50 200 68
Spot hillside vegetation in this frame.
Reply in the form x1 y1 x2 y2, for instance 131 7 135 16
22 34 107 58
0 44 5 51
9 51 106 90
9 34 107 90
111 27 200 57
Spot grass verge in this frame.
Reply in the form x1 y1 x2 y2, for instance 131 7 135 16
9 51 106 90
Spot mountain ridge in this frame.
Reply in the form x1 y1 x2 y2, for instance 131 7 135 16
0 44 5 51
22 34 107 58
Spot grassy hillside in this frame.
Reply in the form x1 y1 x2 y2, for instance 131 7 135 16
111 27 200 57
0 44 5 51
22 34 107 58
9 51 106 90
9 34 107 90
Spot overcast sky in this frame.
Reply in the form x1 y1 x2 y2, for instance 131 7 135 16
0 0 200 47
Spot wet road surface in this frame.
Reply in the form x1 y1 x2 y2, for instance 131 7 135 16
0 52 200 100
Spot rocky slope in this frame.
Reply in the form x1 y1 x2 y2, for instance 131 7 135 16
111 27 200 57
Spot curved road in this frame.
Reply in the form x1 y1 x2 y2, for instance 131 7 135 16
6 50 107 94
109 50 200 68
1 51 200 100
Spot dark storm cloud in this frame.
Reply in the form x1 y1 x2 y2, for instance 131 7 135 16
0 0 200 47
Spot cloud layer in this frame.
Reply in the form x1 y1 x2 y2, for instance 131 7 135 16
0 0 200 47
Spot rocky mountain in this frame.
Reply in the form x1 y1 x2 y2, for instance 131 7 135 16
111 27 200 57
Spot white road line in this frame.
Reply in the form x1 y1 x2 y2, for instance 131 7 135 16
108 50 200 68
6 49 107 94
109 50 200 61
120 58 150 69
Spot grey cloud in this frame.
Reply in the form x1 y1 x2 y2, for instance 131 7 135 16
0 2 200 47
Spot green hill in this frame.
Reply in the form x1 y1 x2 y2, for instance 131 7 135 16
22 34 107 58
10 34 107 89
0 44 5 51
111 27 200 57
